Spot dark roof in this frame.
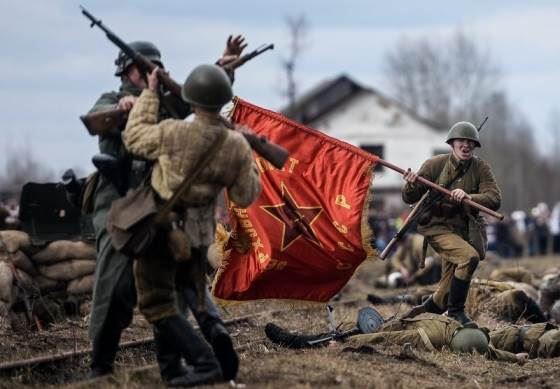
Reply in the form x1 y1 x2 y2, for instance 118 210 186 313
281 74 444 131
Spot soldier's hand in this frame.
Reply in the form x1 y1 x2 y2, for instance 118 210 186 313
515 352 529 365
147 67 160 92
450 189 472 203
219 34 248 66
117 95 138 111
403 168 418 183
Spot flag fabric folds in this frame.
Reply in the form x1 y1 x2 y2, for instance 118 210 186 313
212 98 378 303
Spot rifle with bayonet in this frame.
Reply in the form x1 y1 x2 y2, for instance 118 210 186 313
79 6 287 169
379 117 490 263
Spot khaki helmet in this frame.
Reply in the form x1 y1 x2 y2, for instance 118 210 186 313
551 300 560 323
450 328 489 354
445 121 481 148
181 64 233 109
115 41 162 76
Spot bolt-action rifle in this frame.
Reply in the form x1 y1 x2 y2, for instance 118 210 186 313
79 6 287 169
379 117 490 264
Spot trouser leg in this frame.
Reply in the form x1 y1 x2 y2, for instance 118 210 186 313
154 315 223 387
176 247 239 381
89 261 136 377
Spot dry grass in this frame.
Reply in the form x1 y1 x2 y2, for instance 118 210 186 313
3 255 560 388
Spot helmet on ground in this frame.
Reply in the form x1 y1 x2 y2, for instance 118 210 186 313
450 328 489 354
181 64 233 109
445 121 481 148
115 41 162 76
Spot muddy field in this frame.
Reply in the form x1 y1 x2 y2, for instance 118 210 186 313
1 255 559 388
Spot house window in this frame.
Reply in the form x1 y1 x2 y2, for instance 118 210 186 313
360 144 384 171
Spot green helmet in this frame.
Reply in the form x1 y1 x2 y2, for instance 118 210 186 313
114 41 162 76
450 328 489 354
445 121 481 148
181 64 233 109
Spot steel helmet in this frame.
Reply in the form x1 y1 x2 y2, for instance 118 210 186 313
181 64 233 109
450 328 489 354
445 121 481 148
114 41 162 76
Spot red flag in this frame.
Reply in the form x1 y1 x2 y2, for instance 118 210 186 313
213 98 378 302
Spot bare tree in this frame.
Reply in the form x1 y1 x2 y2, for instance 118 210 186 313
280 14 308 110
384 30 499 127
0 147 55 198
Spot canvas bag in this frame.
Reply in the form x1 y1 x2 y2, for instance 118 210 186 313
107 129 228 258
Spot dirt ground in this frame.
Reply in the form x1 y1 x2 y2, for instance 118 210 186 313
1 255 560 388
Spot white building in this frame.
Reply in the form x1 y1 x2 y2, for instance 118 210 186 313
282 75 448 211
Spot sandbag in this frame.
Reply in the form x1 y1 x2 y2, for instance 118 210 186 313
67 274 95 295
33 275 66 292
32 241 96 264
37 259 96 281
10 251 38 276
0 261 14 303
14 268 34 291
0 231 31 254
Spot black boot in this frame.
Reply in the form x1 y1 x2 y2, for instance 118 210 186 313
447 276 477 328
152 326 190 383
88 325 121 378
154 315 223 387
208 322 239 381
400 295 445 319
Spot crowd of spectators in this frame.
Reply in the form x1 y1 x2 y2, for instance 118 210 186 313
369 201 560 259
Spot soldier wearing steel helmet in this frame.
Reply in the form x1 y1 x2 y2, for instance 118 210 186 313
87 37 247 381
121 64 260 387
400 121 501 327
348 313 527 363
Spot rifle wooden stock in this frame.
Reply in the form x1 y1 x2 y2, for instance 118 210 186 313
80 108 128 136
377 158 504 221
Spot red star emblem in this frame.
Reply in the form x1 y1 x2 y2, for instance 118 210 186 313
260 182 323 251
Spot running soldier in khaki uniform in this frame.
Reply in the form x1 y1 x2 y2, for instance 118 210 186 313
401 122 501 326
122 64 261 387
490 322 560 358
348 313 526 363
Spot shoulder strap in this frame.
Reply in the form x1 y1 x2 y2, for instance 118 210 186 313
155 129 228 222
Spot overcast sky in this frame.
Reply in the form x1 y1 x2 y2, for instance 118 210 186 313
1 0 559 178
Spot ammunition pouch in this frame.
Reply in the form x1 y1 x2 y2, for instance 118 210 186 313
430 202 460 218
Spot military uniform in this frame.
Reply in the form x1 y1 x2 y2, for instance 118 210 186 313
402 141 501 323
370 278 545 323
123 84 260 386
490 322 560 358
87 80 148 376
349 313 518 362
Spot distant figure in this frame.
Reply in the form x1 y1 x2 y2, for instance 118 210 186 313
0 204 8 230
550 203 560 254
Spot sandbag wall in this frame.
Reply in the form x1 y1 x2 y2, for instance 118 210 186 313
0 230 96 325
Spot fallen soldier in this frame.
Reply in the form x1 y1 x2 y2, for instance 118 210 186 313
489 322 560 358
265 312 527 364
